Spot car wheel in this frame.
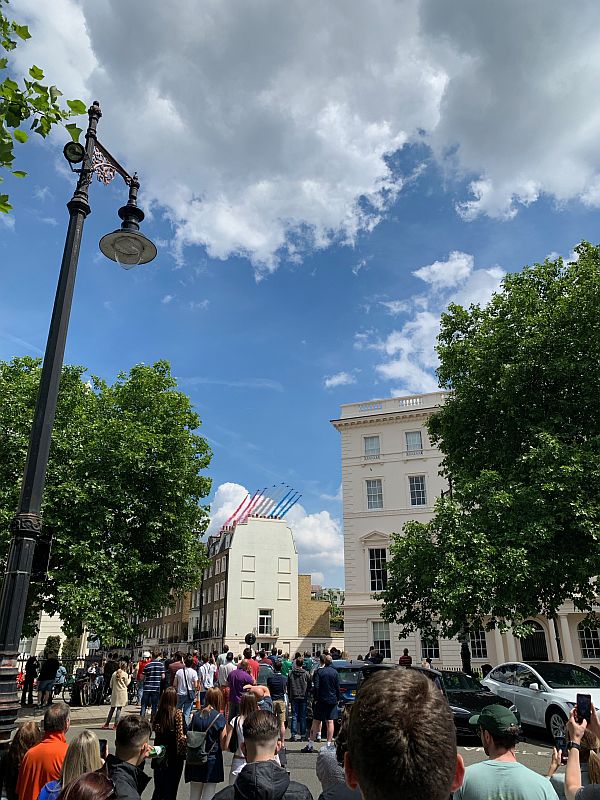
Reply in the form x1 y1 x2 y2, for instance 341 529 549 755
547 708 567 738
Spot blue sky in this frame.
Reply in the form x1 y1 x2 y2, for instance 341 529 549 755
2 1 600 587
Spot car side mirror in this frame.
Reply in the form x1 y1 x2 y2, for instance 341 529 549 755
528 682 540 691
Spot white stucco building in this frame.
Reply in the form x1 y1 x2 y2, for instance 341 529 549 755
188 515 343 656
332 391 600 669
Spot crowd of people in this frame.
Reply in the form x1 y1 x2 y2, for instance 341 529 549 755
13 645 600 800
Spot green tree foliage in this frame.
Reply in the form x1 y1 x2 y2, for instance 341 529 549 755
322 589 344 629
43 634 60 658
380 243 600 641
0 357 212 641
0 0 85 212
60 635 80 675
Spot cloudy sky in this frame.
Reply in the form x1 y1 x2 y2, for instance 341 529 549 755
2 0 599 587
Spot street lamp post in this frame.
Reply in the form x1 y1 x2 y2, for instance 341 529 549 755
0 101 156 742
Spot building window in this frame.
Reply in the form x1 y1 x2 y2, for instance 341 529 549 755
241 580 255 599
372 621 391 659
366 479 383 510
258 609 273 635
364 435 380 458
278 581 291 600
470 629 488 659
218 607 224 634
207 587 212 604
369 548 387 591
278 557 291 573
406 430 423 455
242 555 255 572
409 475 427 506
312 642 327 656
421 638 440 661
220 580 225 598
212 610 218 632
578 623 600 659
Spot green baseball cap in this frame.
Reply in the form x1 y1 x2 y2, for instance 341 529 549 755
469 704 520 736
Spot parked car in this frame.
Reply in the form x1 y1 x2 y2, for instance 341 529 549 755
440 669 520 735
357 663 518 737
482 661 600 737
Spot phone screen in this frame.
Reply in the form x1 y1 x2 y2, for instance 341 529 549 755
99 739 108 760
555 735 567 764
577 693 592 724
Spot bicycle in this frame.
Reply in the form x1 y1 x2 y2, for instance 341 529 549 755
62 676 75 705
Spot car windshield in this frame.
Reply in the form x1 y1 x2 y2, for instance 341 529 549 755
442 672 484 692
532 663 600 689
336 668 361 685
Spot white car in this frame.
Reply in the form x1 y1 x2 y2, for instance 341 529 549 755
482 661 600 738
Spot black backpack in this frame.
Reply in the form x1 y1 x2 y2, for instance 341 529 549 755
186 711 221 765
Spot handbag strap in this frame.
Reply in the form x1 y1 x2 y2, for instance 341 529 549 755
183 667 190 692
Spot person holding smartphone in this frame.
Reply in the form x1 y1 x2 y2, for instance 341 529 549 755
548 729 600 799
566 702 600 800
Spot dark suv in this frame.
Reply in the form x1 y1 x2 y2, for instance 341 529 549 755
356 663 519 738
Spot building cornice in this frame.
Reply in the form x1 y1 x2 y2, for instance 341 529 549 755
331 409 435 430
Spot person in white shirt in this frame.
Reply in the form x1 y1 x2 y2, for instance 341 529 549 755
174 654 199 723
218 652 236 719
199 655 217 706
217 646 230 667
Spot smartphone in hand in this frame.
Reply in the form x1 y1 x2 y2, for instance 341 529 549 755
555 735 568 764
577 693 592 724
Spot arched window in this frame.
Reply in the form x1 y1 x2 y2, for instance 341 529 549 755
578 622 600 659
520 620 548 661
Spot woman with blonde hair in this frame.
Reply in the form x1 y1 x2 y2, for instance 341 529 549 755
38 730 103 800
102 661 131 729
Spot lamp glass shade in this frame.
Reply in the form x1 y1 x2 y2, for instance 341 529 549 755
63 141 85 164
99 229 157 268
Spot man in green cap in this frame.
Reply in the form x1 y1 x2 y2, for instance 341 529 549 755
453 704 558 800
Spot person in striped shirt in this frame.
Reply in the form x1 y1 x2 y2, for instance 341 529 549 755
141 649 165 722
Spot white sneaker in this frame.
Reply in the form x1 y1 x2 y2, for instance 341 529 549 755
315 733 321 742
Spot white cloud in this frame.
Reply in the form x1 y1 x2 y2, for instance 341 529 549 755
352 257 370 276
14 1 600 270
323 371 357 390
206 482 248 536
286 502 344 571
33 186 53 202
379 299 410 315
0 214 15 230
412 251 474 290
9 1 439 274
371 252 504 395
207 483 344 577
189 300 210 311
311 572 324 586
161 294 174 304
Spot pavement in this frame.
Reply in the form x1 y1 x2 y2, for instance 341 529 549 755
22 703 558 797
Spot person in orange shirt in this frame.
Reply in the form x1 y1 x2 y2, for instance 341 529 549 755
16 702 70 800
